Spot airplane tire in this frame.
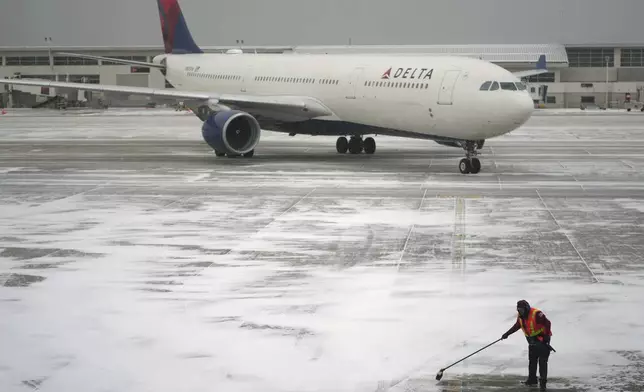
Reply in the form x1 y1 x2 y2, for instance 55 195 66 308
214 149 226 157
336 137 349 153
348 137 363 154
459 158 471 174
471 158 481 174
243 149 255 158
364 137 376 154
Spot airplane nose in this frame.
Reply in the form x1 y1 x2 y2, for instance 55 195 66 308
513 94 535 125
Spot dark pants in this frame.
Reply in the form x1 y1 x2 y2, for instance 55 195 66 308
528 342 550 382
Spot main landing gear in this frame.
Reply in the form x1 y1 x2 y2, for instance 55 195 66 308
336 136 376 155
459 140 482 174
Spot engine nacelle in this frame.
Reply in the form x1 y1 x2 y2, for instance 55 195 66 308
201 110 261 155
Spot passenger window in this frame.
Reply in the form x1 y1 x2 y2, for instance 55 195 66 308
490 82 500 91
500 82 517 91
479 81 492 91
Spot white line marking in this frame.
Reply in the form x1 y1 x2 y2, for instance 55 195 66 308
573 176 585 191
397 190 425 270
280 188 316 217
419 189 428 210
535 189 599 283
163 195 194 208
397 226 414 271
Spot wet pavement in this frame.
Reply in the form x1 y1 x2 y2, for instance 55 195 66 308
1 109 644 392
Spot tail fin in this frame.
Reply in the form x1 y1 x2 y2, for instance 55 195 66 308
156 0 203 54
536 54 547 70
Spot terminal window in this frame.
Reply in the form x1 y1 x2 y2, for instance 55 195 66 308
54 57 99 66
621 48 644 67
101 56 148 65
566 48 614 67
526 72 555 83
5 56 50 66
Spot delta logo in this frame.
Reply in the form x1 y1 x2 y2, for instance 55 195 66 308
381 67 434 80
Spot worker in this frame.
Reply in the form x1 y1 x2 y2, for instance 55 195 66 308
501 300 552 390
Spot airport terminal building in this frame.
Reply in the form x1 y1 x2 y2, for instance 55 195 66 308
1 43 644 109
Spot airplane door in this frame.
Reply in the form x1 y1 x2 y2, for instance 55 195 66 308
241 65 253 93
437 70 461 105
345 67 365 99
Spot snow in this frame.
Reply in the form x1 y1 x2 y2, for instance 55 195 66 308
1 110 644 391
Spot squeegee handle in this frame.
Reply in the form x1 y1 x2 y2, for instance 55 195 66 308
441 338 503 371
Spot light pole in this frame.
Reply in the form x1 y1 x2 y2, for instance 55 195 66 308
45 36 57 81
605 56 610 109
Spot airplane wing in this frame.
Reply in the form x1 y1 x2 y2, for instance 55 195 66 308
0 78 333 119
512 55 548 79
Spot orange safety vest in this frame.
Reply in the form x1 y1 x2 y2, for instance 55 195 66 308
519 307 551 341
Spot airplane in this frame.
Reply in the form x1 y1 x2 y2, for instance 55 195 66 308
0 0 548 174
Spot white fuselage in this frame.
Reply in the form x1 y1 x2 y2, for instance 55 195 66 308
162 53 534 141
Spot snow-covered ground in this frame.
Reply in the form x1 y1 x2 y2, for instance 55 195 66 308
1 110 643 392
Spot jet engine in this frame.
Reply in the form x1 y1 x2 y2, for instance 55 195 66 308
201 110 261 156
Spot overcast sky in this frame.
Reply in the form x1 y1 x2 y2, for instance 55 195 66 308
1 0 644 47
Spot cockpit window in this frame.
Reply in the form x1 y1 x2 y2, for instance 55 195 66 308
515 82 527 91
489 81 500 91
479 81 492 91
500 82 518 91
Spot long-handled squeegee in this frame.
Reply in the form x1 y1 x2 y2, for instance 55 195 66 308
435 338 503 381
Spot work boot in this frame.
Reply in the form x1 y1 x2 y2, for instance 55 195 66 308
522 378 538 386
539 379 547 391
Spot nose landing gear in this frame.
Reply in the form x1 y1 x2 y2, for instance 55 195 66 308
459 141 482 174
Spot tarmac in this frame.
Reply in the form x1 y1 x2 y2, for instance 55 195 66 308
1 108 643 392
